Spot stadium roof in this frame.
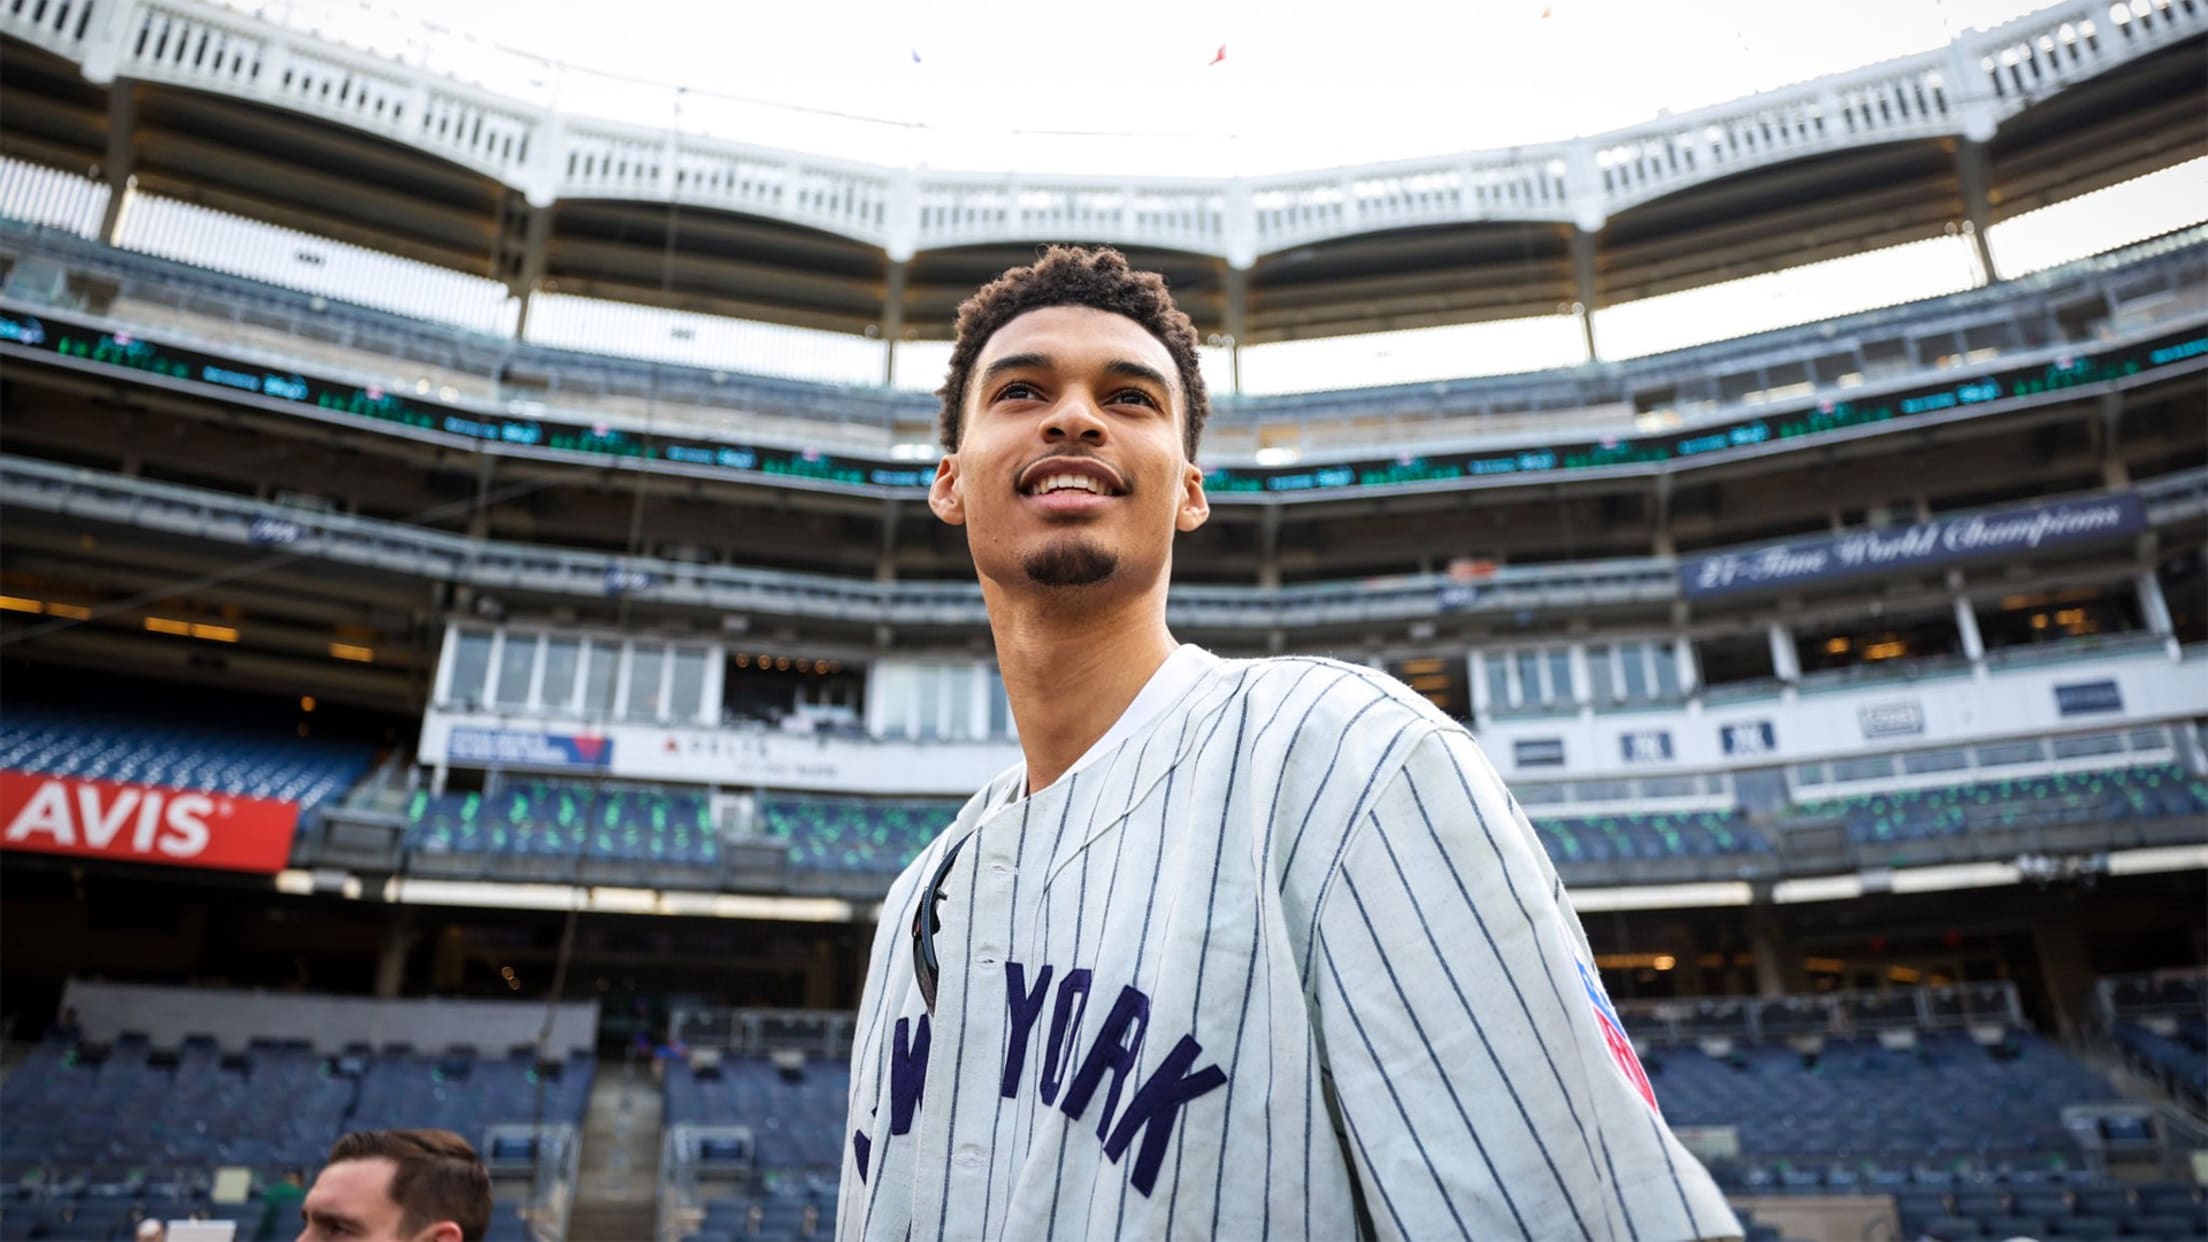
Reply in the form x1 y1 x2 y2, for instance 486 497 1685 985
0 0 2201 343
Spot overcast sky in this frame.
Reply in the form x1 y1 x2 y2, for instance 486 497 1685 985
238 0 2046 174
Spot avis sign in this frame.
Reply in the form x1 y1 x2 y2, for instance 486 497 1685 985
0 772 300 874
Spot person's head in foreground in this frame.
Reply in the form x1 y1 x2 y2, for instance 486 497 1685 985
296 1129 490 1242
133 1218 164 1242
929 244 1211 607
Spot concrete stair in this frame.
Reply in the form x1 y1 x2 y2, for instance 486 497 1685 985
568 1062 664 1242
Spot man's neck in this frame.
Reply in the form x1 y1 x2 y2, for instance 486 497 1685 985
986 581 1179 796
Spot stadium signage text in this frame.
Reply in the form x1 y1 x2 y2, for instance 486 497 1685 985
1858 701 1926 739
1719 721 1777 756
2053 680 2125 717
0 771 299 873
1514 738 1567 768
446 728 614 770
7 310 2200 504
1678 493 2146 600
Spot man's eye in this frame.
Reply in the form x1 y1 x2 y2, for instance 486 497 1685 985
994 381 1041 402
1110 389 1158 408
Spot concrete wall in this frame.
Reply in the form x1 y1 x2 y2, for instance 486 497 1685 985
60 980 599 1055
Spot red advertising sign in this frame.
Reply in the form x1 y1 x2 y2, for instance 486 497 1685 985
0 771 300 874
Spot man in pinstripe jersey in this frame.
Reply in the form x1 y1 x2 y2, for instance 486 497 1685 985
836 245 1740 1241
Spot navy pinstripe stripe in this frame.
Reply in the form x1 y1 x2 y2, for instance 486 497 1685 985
1073 693 1215 1242
1333 863 1536 1239
1204 661 1331 1242
1315 941 1474 1228
1111 667 1254 1238
931 831 985 1239
1042 779 1107 1239
1304 1023 1318 1241
976 801 1033 1238
1162 690 1254 1235
1321 942 1464 1240
1296 716 1430 985
1021 772 1082 1167
1088 694 1212 1238
1355 795 1595 1239
1050 737 1147 1239
1425 744 1650 1241
851 840 952 1237
1275 690 1396 884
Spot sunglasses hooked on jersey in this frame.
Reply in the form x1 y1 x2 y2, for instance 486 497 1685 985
910 834 968 1015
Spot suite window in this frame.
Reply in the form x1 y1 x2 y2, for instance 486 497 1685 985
581 639 618 716
541 638 581 713
495 632 538 708
445 629 493 706
626 644 667 719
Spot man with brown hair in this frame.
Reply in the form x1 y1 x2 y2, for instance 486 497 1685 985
294 1129 492 1242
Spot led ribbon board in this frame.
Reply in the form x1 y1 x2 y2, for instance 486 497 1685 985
4 309 2201 503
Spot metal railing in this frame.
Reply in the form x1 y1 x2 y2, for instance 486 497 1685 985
5 453 2203 629
1615 981 2027 1045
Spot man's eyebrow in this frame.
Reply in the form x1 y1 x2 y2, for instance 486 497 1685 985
305 1207 366 1232
976 352 1053 387
975 352 1177 397
1102 358 1176 397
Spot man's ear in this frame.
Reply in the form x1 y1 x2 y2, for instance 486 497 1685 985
929 454 966 527
424 1221 464 1242
1174 460 1210 533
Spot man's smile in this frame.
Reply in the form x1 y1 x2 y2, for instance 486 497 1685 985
1015 456 1127 514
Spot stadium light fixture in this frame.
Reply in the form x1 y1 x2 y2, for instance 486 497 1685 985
1566 880 1751 911
329 642 375 662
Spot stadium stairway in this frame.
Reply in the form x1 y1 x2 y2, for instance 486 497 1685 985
569 1065 662 1242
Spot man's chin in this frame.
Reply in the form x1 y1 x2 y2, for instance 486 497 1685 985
1019 539 1120 589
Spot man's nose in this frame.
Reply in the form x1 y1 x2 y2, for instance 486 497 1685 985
1043 394 1108 443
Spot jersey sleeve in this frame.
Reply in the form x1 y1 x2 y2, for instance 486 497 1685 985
1309 728 1741 1242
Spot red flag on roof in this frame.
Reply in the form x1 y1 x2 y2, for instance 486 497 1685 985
1208 45 1226 65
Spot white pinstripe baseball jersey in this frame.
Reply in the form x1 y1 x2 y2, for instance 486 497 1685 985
838 648 1741 1241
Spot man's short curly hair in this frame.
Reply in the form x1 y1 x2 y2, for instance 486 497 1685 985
936 245 1209 459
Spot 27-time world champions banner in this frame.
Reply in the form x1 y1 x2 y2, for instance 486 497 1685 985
1678 492 2147 600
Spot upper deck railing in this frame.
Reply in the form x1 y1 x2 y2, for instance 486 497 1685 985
4 220 2201 467
3 0 2201 261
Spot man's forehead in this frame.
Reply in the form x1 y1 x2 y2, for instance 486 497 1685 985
975 305 1175 376
306 1157 397 1208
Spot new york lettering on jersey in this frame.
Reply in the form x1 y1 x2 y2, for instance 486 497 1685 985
838 653 1739 1242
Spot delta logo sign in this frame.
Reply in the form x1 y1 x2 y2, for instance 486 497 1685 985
0 771 301 874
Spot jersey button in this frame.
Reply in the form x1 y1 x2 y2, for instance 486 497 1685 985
953 1144 985 1169
988 861 1013 877
975 953 999 967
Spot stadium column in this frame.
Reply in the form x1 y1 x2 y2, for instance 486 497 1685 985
1950 582 1988 681
2098 392 2130 488
1572 225 1600 362
374 910 417 998
508 206 553 339
1746 908 1800 997
880 260 908 387
1222 263 1249 395
2135 570 2181 661
1953 139 2000 285
2030 920 2098 1043
1257 504 1280 589
1765 619 1801 686
878 499 900 582
96 83 137 246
